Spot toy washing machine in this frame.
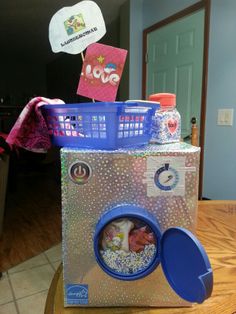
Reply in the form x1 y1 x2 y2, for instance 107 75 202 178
61 142 213 307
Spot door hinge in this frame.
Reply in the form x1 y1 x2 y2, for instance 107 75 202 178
145 52 149 63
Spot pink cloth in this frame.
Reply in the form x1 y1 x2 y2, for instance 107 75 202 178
0 133 8 155
6 97 64 153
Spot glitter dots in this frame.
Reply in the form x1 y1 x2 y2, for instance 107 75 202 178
61 143 200 307
100 244 156 275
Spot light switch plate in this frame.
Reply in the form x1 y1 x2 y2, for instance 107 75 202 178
217 109 234 126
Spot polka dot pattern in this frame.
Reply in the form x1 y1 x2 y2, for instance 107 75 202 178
61 143 200 306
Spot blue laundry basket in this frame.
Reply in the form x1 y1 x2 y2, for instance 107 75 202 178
41 101 158 150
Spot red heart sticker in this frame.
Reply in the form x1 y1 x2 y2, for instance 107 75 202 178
167 119 178 134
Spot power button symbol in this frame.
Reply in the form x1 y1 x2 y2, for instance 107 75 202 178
69 161 92 184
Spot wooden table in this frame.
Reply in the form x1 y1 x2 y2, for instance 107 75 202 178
45 201 236 314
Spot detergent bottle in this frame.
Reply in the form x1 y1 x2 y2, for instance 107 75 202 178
149 93 181 144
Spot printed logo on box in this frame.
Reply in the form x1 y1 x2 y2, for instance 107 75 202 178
66 284 88 305
64 14 86 36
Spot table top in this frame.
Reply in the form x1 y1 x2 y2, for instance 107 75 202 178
44 200 236 314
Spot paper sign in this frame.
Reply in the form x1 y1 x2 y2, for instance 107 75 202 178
77 43 128 102
49 1 106 54
143 156 191 197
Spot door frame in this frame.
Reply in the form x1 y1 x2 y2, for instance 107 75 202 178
142 0 211 199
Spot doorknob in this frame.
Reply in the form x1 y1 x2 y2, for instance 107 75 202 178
191 117 197 124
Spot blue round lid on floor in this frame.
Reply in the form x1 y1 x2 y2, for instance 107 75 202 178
160 227 213 303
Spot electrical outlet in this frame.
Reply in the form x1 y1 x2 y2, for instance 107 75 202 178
217 109 234 126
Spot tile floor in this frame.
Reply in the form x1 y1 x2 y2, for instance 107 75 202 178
0 243 61 314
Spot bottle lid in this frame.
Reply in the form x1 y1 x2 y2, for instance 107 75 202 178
148 93 176 108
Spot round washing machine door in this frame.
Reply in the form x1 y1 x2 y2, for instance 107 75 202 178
93 205 162 281
93 205 213 304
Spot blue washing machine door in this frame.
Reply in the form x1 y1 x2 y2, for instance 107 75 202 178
94 205 162 281
94 206 213 304
160 227 213 303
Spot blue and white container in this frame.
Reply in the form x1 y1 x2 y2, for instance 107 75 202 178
149 93 181 144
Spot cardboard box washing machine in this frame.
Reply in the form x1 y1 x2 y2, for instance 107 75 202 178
61 143 213 307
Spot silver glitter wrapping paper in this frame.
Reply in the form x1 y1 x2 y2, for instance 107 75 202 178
61 142 200 307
